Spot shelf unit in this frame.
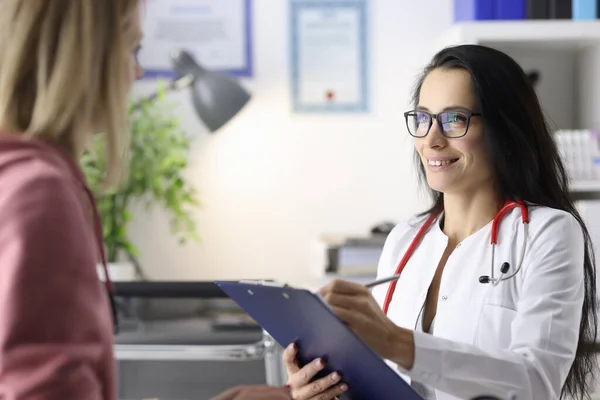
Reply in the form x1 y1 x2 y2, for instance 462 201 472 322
439 20 600 48
571 180 600 193
437 20 600 196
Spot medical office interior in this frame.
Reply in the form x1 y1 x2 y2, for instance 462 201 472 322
110 0 600 398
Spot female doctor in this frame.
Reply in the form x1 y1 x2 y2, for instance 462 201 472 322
283 44 598 400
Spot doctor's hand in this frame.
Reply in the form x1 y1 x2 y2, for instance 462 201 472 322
319 279 415 369
282 342 348 400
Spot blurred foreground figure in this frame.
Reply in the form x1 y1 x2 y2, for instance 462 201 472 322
0 1 290 399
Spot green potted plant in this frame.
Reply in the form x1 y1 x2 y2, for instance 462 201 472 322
80 83 200 280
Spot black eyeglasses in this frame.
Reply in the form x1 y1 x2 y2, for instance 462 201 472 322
404 109 482 138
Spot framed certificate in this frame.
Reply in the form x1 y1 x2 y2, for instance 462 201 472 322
138 0 253 79
290 0 369 113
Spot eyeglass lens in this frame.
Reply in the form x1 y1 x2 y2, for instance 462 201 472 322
406 111 470 138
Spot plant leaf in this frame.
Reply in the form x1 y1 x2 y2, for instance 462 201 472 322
79 79 201 261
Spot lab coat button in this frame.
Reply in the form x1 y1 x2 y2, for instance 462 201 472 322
441 295 448 301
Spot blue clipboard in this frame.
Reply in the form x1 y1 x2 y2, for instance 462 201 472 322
215 280 423 400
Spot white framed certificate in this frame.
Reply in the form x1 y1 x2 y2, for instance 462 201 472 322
138 0 253 78
290 0 369 113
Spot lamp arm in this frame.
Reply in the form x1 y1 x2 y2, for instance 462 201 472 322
132 74 195 110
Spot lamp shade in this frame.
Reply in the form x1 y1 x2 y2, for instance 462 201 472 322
171 50 251 132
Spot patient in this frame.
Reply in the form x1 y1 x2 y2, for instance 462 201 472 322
0 1 290 399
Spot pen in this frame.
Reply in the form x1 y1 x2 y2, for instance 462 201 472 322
364 274 401 289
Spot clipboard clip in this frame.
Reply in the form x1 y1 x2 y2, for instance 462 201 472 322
238 279 289 287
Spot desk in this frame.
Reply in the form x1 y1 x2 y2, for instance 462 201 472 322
112 282 287 399
114 330 285 399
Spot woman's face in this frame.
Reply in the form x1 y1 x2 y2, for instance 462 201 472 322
413 68 494 196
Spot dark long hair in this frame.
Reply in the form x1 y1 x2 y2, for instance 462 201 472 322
411 44 598 399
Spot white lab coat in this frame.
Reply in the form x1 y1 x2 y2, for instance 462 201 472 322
371 204 585 400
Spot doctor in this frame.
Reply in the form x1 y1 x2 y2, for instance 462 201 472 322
283 44 598 400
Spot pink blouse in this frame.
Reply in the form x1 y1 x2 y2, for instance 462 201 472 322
0 137 116 399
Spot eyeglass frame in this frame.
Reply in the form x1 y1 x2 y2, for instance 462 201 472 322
403 109 482 139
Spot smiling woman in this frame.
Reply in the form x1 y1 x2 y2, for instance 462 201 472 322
283 44 598 400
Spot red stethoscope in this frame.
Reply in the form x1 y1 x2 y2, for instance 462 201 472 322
382 200 529 315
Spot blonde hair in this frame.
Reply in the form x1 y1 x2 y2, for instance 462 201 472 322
0 0 140 186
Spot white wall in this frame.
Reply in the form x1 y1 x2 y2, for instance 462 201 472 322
127 0 454 286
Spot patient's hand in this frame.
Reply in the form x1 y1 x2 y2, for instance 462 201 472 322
211 385 292 400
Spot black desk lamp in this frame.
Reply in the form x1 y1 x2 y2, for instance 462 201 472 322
134 49 251 132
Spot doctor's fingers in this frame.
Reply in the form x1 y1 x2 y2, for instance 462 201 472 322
283 343 301 374
304 383 348 400
319 279 369 297
286 357 328 387
322 292 370 312
289 370 347 400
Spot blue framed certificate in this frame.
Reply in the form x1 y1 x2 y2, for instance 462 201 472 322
290 0 369 113
138 0 253 79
